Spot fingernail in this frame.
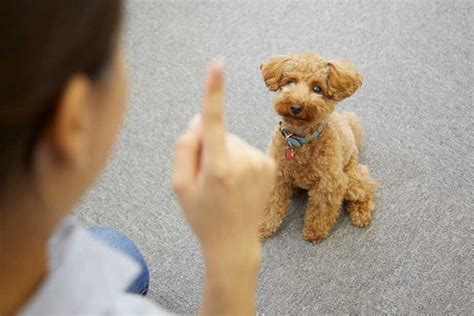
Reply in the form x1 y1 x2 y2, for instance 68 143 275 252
210 59 224 79
212 57 225 66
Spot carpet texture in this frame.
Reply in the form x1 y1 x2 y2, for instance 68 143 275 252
77 1 473 314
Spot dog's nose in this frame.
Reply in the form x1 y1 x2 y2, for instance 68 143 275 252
290 104 303 115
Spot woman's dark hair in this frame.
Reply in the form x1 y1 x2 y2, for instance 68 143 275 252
0 0 123 186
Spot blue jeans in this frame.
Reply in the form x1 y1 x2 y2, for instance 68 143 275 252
88 227 149 296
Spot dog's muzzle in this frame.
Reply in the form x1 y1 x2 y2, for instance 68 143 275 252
289 104 303 115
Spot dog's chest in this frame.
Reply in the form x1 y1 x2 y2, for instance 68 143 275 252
284 144 324 189
271 127 331 190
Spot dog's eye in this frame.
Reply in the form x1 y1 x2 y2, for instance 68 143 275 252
285 80 294 86
312 85 322 94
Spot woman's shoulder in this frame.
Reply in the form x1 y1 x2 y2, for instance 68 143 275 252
19 217 169 315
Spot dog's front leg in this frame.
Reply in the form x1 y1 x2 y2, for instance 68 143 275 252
259 172 293 240
303 176 346 243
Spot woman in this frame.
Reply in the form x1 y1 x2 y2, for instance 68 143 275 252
0 1 275 315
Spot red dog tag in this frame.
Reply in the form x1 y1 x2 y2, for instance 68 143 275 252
286 147 295 160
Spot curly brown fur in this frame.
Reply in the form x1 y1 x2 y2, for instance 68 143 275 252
259 52 378 243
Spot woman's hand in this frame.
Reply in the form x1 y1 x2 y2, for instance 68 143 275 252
172 61 276 255
171 62 276 315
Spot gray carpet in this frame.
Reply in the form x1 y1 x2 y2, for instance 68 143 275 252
77 1 473 314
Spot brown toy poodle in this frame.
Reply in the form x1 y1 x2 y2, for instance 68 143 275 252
259 52 378 243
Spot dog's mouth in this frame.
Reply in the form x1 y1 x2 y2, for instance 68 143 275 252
274 99 321 126
281 114 313 125
278 103 313 123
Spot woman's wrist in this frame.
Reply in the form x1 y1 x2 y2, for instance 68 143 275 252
202 238 261 272
202 238 261 293
201 242 261 315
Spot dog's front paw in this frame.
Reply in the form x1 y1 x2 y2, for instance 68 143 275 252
259 212 286 240
302 228 328 244
259 224 276 241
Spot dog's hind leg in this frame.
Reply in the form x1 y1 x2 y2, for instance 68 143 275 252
344 158 378 227
259 174 294 240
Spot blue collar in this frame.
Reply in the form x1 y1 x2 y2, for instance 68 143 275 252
279 121 325 148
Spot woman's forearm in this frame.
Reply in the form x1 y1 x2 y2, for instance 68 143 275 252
200 244 261 316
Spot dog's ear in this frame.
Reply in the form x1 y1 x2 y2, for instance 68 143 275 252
326 59 363 101
260 55 291 91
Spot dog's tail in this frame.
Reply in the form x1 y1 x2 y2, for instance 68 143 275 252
341 111 364 150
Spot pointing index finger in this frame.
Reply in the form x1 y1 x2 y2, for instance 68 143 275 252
201 61 226 163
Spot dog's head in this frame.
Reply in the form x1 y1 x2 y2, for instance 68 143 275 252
260 52 362 130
